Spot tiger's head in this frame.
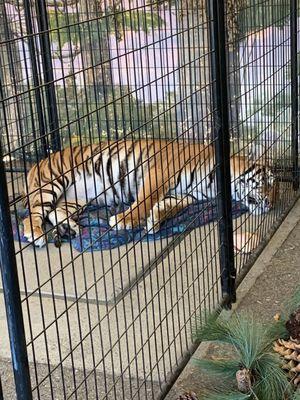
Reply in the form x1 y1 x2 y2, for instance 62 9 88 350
233 162 278 215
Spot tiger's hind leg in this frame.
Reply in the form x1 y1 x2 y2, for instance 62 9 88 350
47 201 85 247
109 161 170 230
146 195 195 234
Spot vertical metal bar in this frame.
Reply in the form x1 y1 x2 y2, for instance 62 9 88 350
291 0 299 191
209 0 236 307
23 0 48 157
35 0 61 152
0 374 3 400
0 152 32 399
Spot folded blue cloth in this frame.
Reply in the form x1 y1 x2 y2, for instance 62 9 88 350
11 200 248 252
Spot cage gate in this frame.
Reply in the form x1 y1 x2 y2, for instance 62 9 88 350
0 0 299 399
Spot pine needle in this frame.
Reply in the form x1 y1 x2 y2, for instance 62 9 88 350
282 287 300 320
192 358 240 379
201 391 251 400
193 310 295 399
193 312 279 368
265 318 289 342
252 353 293 400
292 390 300 400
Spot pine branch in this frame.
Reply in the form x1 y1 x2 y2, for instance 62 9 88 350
202 391 251 400
193 312 279 368
283 287 300 321
192 358 240 379
252 353 293 400
293 390 300 400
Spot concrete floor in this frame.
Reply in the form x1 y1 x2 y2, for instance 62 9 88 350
0 222 222 379
0 187 297 399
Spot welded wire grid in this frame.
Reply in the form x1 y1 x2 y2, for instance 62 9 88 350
227 0 299 274
0 0 299 399
0 1 225 399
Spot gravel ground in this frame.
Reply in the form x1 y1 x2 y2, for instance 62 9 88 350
0 359 178 400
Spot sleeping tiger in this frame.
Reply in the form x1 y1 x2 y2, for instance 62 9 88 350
22 140 278 248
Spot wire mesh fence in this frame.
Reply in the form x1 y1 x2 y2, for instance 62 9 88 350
0 1 299 399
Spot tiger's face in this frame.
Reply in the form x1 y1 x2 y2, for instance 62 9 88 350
235 165 278 215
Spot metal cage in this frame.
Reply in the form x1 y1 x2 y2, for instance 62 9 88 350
0 0 299 399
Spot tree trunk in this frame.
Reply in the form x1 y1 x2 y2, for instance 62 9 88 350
78 0 112 90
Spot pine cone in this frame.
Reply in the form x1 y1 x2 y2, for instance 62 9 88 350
236 368 253 393
176 392 199 400
274 338 300 386
286 309 300 340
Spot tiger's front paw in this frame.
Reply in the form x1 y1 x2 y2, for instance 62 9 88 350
109 212 142 230
23 217 46 248
146 207 161 234
57 220 80 238
53 222 80 248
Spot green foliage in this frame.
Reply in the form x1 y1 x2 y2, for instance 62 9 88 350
193 358 240 379
194 313 281 366
55 84 177 146
282 286 300 320
118 10 165 35
193 311 294 400
46 1 175 147
239 0 290 36
293 391 300 400
199 392 251 400
264 285 300 342
253 352 292 400
48 3 165 47
48 11 81 47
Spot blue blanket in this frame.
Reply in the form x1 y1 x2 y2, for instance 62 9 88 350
11 201 248 252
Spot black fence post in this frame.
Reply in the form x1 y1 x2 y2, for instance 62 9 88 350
0 153 32 398
35 0 61 152
0 375 3 400
291 0 299 191
23 0 48 158
209 0 236 307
